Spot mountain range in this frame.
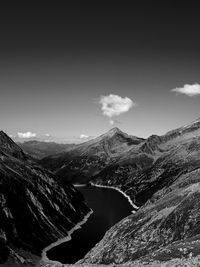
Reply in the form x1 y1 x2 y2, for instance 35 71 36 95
39 117 200 266
0 131 90 266
18 140 76 159
40 127 145 184
2 117 200 266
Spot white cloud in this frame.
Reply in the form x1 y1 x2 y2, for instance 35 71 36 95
109 118 121 125
99 94 135 118
171 83 200 97
45 133 51 137
80 134 89 139
17 131 37 138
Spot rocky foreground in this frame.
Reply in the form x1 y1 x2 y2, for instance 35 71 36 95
39 255 200 267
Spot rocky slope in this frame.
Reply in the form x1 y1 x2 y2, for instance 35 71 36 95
39 255 200 267
40 127 145 184
18 140 75 159
0 131 90 266
40 118 200 266
92 118 200 202
77 119 200 265
40 120 200 199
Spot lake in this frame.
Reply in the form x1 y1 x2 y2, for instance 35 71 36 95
47 185 133 264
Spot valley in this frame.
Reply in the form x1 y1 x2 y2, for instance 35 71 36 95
1 117 200 266
1 1 200 266
39 118 200 266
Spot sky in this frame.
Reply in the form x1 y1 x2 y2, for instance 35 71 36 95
0 1 200 142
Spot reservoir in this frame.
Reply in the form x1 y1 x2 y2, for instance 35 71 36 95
47 185 133 264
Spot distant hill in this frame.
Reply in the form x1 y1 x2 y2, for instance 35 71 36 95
0 131 90 266
18 140 76 159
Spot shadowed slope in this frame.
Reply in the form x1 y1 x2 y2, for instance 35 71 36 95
0 131 90 266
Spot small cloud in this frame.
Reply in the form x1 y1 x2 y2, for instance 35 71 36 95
79 134 89 139
99 94 135 120
17 131 37 138
109 118 121 125
9 134 13 138
45 133 51 137
171 83 200 97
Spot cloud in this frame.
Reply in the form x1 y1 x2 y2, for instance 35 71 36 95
17 131 37 138
79 134 89 139
99 94 135 118
109 118 121 125
45 133 51 137
171 83 200 97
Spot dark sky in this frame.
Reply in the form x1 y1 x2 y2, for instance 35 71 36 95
0 1 200 142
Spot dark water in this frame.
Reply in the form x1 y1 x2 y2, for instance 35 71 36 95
47 186 133 264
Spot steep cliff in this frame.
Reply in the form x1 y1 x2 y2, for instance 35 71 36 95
0 131 90 266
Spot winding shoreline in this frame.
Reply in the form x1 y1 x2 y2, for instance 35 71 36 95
40 183 138 265
87 183 139 212
40 209 93 265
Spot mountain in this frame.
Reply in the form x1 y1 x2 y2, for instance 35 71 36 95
78 118 200 265
40 118 200 266
40 127 145 184
90 118 200 201
40 120 200 200
18 140 76 159
0 131 90 266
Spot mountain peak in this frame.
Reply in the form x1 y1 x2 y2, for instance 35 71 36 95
108 127 122 134
102 127 126 138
